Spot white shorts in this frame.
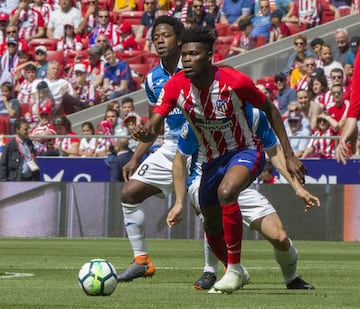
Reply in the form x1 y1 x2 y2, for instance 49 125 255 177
188 177 276 226
130 147 174 197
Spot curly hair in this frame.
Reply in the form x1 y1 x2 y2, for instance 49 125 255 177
151 15 185 41
180 27 215 53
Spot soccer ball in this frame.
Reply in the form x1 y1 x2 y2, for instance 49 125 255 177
78 259 118 296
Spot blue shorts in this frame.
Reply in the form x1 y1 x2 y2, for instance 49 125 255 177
198 149 265 208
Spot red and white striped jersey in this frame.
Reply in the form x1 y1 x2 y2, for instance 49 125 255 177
29 3 52 26
307 128 338 159
17 79 35 105
153 66 266 163
10 8 45 40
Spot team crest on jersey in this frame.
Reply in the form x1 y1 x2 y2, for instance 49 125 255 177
180 122 189 139
215 98 228 113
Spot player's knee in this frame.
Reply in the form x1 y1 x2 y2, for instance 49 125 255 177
122 202 142 214
121 185 138 204
271 230 290 250
217 185 239 204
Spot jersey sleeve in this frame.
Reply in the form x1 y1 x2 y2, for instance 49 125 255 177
152 77 179 117
177 122 199 156
256 110 278 149
347 51 360 119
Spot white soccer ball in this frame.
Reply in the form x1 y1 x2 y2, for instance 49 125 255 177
78 259 118 296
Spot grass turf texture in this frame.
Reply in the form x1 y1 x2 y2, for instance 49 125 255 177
0 238 359 309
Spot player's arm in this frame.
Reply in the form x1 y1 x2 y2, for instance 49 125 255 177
266 145 320 212
335 117 358 165
167 150 188 228
260 98 308 184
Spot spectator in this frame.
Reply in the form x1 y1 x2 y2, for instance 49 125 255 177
188 0 216 32
204 0 221 23
283 35 314 76
0 1 20 15
295 55 317 90
250 0 271 43
167 0 190 23
47 0 82 39
114 0 137 13
34 45 48 79
308 73 328 107
327 83 349 128
79 121 97 157
323 67 351 109
9 0 45 42
136 0 158 38
1 37 19 74
76 0 97 36
273 71 297 116
30 0 53 27
318 44 344 87
254 0 293 16
17 63 37 107
0 24 28 55
83 45 105 91
32 61 75 115
258 160 280 184
13 49 32 91
120 96 141 121
109 136 134 182
0 13 9 45
284 110 311 157
283 101 311 133
94 33 110 47
219 0 254 25
29 80 55 120
56 21 83 57
296 88 323 131
44 115 80 157
121 112 140 151
71 63 97 108
228 18 254 57
114 22 140 51
289 52 305 88
0 81 20 134
101 44 136 100
88 8 118 47
310 37 324 66
269 9 290 43
0 118 40 181
283 0 340 29
302 113 339 159
94 119 113 157
344 36 360 80
29 105 57 155
332 28 351 66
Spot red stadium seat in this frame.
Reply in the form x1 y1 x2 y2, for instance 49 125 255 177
339 7 351 16
129 63 152 79
214 35 234 59
229 24 241 36
215 23 230 36
135 37 147 50
320 10 335 24
142 52 160 68
254 36 267 48
28 38 58 52
115 50 143 64
118 11 143 25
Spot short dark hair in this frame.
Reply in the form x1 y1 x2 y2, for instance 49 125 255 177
121 96 134 105
102 44 113 54
25 63 37 72
151 15 185 41
14 118 28 131
238 18 252 31
180 27 215 53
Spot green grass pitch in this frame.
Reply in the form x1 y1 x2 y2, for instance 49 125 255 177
0 238 359 308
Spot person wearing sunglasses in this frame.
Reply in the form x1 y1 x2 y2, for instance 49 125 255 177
135 0 159 39
8 0 45 41
46 0 82 39
0 24 28 56
283 34 315 76
326 84 349 128
89 8 117 47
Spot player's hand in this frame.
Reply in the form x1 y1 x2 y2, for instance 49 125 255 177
295 187 320 212
131 124 155 143
335 140 350 165
167 203 184 228
286 156 308 185
122 158 140 182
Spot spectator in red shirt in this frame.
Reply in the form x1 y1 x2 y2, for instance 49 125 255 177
269 9 290 43
114 22 140 52
0 24 29 55
327 83 349 128
9 0 45 42
30 0 53 27
56 21 83 57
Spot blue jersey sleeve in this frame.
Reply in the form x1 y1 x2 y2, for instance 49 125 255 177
177 122 199 156
256 111 278 149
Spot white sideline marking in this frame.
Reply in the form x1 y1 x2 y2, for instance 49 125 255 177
0 272 35 279
155 266 280 270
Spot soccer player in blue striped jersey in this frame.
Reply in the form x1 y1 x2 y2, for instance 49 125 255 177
117 16 186 282
167 103 319 292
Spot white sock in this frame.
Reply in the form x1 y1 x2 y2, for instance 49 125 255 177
122 202 147 257
227 263 242 275
273 238 298 284
203 235 219 274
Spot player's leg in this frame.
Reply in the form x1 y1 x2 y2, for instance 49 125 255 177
250 213 315 289
118 150 173 282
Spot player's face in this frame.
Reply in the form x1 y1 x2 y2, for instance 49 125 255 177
152 24 180 59
181 42 212 79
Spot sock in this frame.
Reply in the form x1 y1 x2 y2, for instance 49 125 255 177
221 201 243 265
273 238 298 284
122 202 147 257
203 234 219 274
206 232 227 267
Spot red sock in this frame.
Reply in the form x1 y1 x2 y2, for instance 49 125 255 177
206 232 227 267
221 201 242 264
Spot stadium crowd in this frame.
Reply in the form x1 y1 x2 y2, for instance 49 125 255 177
0 0 359 163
